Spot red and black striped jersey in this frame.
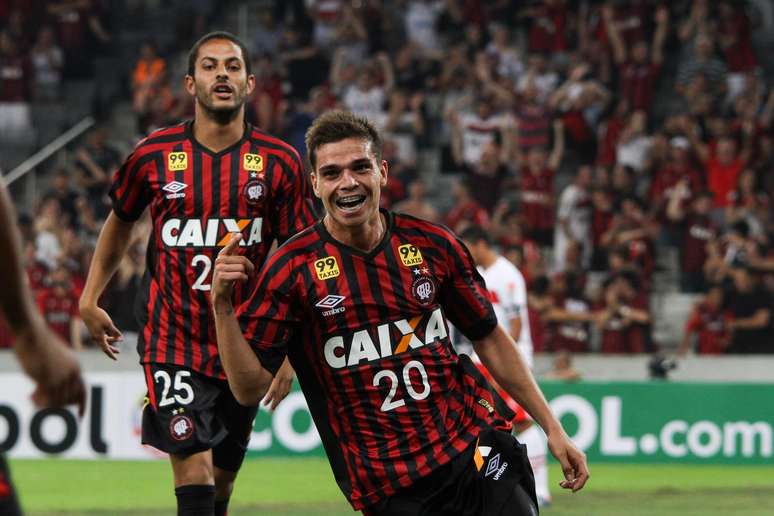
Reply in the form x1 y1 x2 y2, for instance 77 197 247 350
109 121 317 378
238 210 501 509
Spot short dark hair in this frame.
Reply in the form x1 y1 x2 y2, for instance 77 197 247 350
459 225 492 246
305 111 382 170
187 31 252 77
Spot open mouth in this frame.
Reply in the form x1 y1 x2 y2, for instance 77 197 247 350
335 194 367 213
213 84 233 99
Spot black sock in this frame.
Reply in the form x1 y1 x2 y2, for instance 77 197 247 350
214 497 230 516
175 484 215 516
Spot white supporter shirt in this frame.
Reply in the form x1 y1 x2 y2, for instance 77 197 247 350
554 183 591 271
457 112 508 168
474 256 534 369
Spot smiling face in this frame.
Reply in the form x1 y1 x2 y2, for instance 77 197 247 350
185 38 254 120
311 137 388 232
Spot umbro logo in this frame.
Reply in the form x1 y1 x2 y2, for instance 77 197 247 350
316 295 346 316
485 452 501 477
162 181 188 199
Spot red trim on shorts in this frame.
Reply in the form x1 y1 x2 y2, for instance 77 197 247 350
145 364 158 409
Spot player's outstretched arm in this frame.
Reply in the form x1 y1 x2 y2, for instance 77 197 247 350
0 183 86 415
211 233 273 406
473 325 589 492
79 211 134 359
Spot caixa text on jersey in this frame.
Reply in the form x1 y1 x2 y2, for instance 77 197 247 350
161 217 263 247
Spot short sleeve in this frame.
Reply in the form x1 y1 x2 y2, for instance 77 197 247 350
437 231 498 341
237 254 301 375
271 149 318 244
109 146 154 222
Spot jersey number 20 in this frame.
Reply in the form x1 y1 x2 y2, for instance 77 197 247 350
373 361 430 412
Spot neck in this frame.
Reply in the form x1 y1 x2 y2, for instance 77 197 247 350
325 211 385 253
480 248 498 269
192 106 245 152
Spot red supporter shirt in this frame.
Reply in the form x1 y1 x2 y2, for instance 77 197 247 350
515 104 551 150
520 167 555 232
600 294 649 353
597 117 625 167
528 4 568 52
718 13 757 72
550 296 591 353
706 157 744 208
0 54 32 102
445 200 489 232
619 61 660 112
36 288 78 346
681 214 716 274
685 303 729 354
649 164 703 215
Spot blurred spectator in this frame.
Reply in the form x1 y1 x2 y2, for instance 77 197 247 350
677 283 730 355
676 33 728 97
519 120 564 246
337 52 393 121
605 4 668 113
554 165 592 272
650 136 703 225
404 0 444 58
252 8 284 56
716 1 759 75
132 41 166 133
590 187 615 270
598 270 651 353
34 197 64 270
614 110 652 174
393 178 439 223
0 29 34 142
444 177 489 233
468 140 509 210
684 118 753 209
75 126 120 218
513 80 552 158
30 25 64 102
280 24 330 101
545 271 593 353
46 0 111 78
549 61 610 164
250 53 286 134
520 0 570 56
543 349 582 381
450 95 510 172
725 168 770 238
281 85 331 159
382 89 425 168
36 265 82 350
667 189 717 293
46 168 80 227
725 266 772 353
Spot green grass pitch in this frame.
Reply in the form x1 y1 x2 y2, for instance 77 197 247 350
11 458 774 515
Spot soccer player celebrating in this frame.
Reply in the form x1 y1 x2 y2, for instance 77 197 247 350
0 183 86 515
212 111 588 514
79 32 316 515
460 225 551 507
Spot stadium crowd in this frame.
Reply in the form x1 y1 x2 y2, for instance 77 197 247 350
1 0 772 355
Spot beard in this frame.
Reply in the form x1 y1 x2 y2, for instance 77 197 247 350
195 83 248 125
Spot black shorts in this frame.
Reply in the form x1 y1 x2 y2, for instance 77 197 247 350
0 455 21 516
141 363 258 472
363 428 538 516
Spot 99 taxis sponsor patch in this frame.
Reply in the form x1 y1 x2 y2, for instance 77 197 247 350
314 256 340 280
398 244 423 266
167 151 189 171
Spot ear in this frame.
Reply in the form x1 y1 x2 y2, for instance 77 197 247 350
184 74 196 97
310 172 321 199
379 159 388 187
246 73 256 96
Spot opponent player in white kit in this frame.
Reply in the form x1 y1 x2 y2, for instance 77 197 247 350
460 225 551 507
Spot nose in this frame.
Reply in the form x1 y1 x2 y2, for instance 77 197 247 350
339 168 359 189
